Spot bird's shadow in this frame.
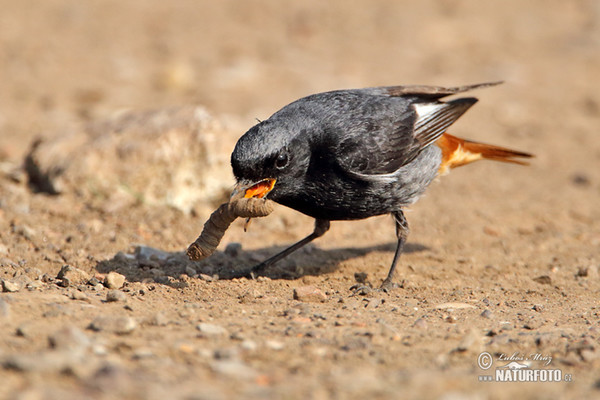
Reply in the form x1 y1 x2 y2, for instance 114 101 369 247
96 241 428 287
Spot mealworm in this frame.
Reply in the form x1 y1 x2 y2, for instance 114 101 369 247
186 197 274 261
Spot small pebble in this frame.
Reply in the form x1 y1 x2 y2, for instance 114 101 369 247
70 291 91 302
48 326 91 352
354 272 368 284
199 274 216 282
16 323 36 338
106 290 127 302
210 360 257 379
197 323 228 337
265 340 285 351
481 310 494 319
532 304 545 312
532 275 552 285
104 272 126 289
185 266 197 277
240 340 257 351
135 246 170 261
413 318 428 329
56 265 90 285
89 315 137 334
293 285 327 303
149 312 168 326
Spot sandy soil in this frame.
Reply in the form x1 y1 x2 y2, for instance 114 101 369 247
1 1 600 399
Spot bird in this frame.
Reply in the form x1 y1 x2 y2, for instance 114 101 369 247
230 82 532 289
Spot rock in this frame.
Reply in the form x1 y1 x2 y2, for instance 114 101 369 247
224 242 242 257
56 265 90 285
413 318 428 329
16 322 36 338
210 360 257 379
135 245 171 261
70 291 91 302
265 340 285 351
148 312 169 326
1 279 20 292
48 326 91 352
199 274 216 282
89 315 137 334
533 275 552 285
354 272 368 284
185 266 197 277
293 285 327 303
532 304 545 312
2 351 82 373
106 290 127 302
23 106 230 214
480 310 494 319
104 272 126 289
240 340 257 351
197 323 228 337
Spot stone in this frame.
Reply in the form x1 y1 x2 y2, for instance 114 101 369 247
533 275 552 285
265 340 285 351
106 290 127 302
89 315 137 334
1 279 20 292
70 291 91 302
56 265 90 285
210 360 257 379
104 272 126 289
148 312 169 326
413 318 428 329
48 326 91 352
293 285 327 303
197 323 228 337
480 310 494 319
135 245 171 261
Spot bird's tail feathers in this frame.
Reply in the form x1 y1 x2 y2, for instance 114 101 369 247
437 133 532 175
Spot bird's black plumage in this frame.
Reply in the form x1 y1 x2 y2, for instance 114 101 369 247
229 82 521 288
232 83 482 220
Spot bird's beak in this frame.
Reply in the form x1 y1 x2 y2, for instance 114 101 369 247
231 178 276 200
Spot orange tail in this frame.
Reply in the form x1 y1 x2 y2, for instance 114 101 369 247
436 133 533 175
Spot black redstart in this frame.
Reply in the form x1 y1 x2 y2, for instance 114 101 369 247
230 82 532 289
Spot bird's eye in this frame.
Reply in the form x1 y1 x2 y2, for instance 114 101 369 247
275 152 289 169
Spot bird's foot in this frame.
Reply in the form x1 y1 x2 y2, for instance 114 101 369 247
379 277 400 291
349 284 374 296
350 278 400 295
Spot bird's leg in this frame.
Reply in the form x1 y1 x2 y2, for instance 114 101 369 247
380 210 409 290
248 219 330 278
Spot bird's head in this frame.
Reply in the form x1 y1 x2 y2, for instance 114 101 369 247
230 119 311 201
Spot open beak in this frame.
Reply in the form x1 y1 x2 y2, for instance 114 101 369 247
231 178 276 201
231 178 276 232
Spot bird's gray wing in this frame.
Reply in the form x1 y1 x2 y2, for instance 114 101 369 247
334 96 478 179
